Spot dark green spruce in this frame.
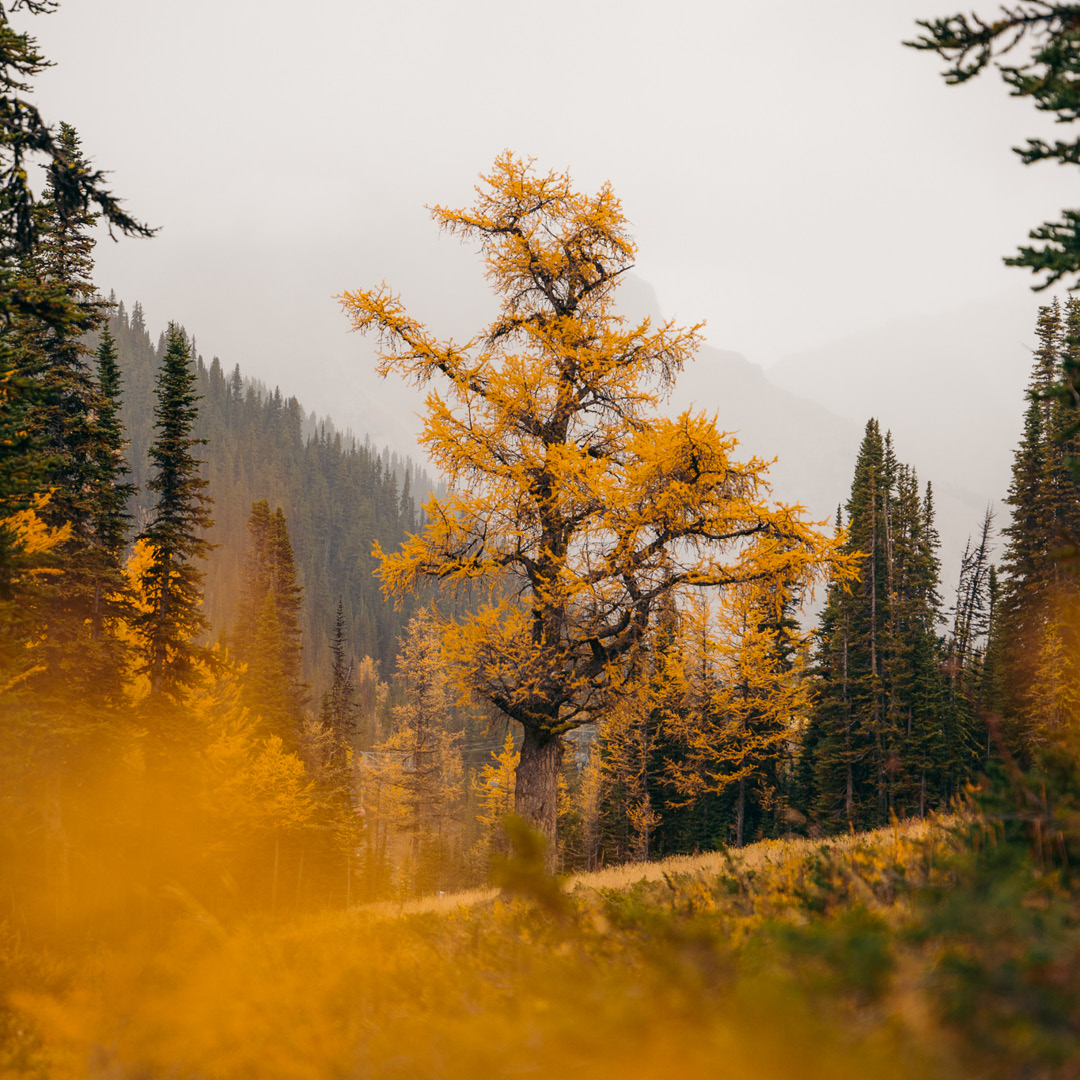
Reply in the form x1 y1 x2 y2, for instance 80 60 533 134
801 421 965 831
137 324 214 700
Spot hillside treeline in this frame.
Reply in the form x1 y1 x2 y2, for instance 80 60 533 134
107 297 429 682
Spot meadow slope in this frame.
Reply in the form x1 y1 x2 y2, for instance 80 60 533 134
8 811 1074 1080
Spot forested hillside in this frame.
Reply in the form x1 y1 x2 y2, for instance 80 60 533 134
106 298 430 683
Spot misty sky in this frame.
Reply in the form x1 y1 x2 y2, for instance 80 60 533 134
22 0 1073 459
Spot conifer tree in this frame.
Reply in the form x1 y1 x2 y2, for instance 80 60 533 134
0 359 44 611
233 500 305 738
137 324 214 699
469 730 519 867
814 421 890 827
0 9 151 328
89 325 135 636
342 154 844 857
321 599 356 741
9 124 113 686
803 422 955 830
997 300 1080 751
19 124 106 516
666 582 808 848
943 508 996 779
1047 297 1080 565
0 10 149 629
594 671 665 864
363 608 464 894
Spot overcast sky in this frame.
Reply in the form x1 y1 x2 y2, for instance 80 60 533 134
21 0 1073 454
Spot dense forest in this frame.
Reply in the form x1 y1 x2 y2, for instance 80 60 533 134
106 297 431 682
4 4 1080 1076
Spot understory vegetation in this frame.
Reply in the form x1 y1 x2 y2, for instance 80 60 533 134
4 771 1080 1079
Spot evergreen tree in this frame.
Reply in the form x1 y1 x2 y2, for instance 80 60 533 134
136 324 214 700
0 357 45 610
8 124 114 689
1047 297 1080 566
20 124 106 523
0 10 149 634
233 500 305 740
1000 304 1057 618
89 324 135 640
0 8 151 328
943 508 996 778
803 422 955 831
321 599 357 741
810 421 890 828
997 300 1080 752
798 507 857 829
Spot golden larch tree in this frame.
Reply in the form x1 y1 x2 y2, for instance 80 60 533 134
666 581 810 847
340 153 842 859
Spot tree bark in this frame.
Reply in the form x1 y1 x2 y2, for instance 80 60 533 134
735 775 746 848
514 723 563 871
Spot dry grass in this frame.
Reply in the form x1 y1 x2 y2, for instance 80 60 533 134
5 809 1027 1079
357 885 500 920
572 815 947 892
355 815 950 918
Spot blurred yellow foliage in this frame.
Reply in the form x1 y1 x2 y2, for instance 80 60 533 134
3 818 974 1080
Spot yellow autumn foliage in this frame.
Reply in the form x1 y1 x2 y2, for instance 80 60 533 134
3 816 991 1080
1 493 70 565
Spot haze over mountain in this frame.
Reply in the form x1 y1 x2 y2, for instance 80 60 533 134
253 269 1023 596
766 291 1043 506
650 282 1020 593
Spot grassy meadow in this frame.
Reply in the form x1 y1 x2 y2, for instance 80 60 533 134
4 802 1076 1080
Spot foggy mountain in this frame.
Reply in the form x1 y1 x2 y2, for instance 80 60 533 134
225 268 1023 596
766 291 1041 510
624 278 1000 593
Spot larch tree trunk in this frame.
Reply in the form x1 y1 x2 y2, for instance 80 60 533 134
514 723 564 871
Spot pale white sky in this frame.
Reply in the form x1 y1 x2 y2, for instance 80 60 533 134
22 0 1073 466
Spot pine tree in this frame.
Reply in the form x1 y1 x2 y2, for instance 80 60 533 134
58 323 139 701
0 355 45 611
89 325 135 638
7 125 115 689
1000 304 1057 621
233 500 305 739
799 507 857 829
321 599 356 741
20 124 106 524
1047 297 1080 565
137 324 214 700
943 508 996 784
803 422 955 830
0 8 150 640
0 11 151 328
997 300 1080 752
810 421 890 828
